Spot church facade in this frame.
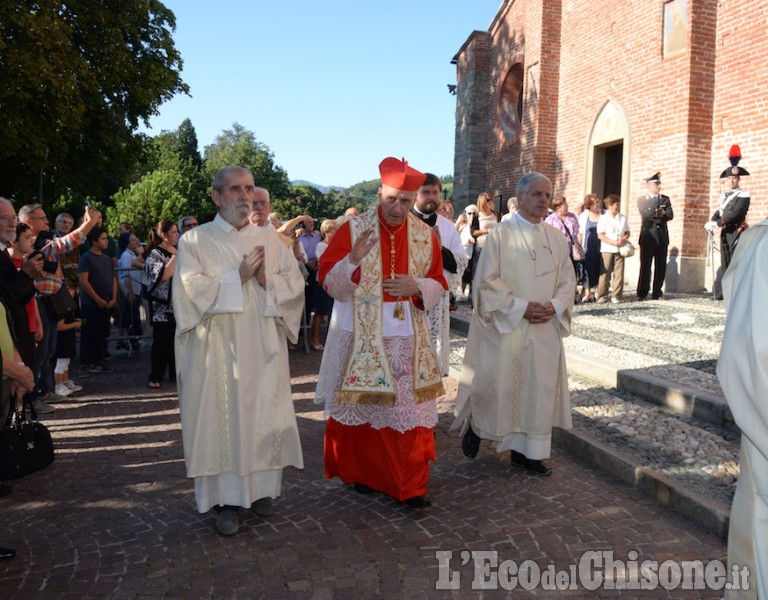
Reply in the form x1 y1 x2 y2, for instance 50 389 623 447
452 0 767 292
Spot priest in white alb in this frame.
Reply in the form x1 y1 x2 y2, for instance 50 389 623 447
452 172 575 476
717 218 768 600
411 173 467 376
173 166 305 537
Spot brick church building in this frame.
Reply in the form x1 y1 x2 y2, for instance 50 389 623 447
452 0 767 292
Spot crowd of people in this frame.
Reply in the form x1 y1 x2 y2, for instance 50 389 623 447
1 156 761 595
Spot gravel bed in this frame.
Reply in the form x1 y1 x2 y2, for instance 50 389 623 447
569 377 738 506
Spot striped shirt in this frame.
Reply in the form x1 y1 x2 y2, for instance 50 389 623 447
34 230 86 297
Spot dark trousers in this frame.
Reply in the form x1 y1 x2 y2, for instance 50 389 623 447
122 296 143 336
150 318 176 383
714 230 739 299
32 300 59 395
80 303 111 366
637 242 668 299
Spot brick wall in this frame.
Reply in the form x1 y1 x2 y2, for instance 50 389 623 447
710 0 768 227
454 0 768 288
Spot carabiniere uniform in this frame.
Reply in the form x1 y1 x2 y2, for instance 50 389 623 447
711 145 751 270
637 172 673 300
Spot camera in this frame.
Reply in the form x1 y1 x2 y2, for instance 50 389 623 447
296 221 305 230
29 231 58 273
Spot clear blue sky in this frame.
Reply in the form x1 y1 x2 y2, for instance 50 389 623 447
141 1 500 189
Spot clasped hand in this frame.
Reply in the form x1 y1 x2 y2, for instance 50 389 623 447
239 245 266 286
524 301 555 324
383 274 420 298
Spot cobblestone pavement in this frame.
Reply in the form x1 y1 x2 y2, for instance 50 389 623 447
1 340 729 599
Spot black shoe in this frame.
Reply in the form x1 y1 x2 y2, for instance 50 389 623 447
462 426 481 459
0 484 12 498
404 496 432 508
215 508 239 536
354 483 375 495
510 450 552 476
90 364 114 374
526 460 552 476
251 497 273 517
0 547 16 560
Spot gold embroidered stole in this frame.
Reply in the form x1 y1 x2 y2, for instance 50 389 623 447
334 210 444 406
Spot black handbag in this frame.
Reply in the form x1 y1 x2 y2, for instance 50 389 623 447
0 396 55 480
44 285 78 320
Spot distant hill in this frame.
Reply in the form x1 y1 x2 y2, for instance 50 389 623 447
291 180 344 194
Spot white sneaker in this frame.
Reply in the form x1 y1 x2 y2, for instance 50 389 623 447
54 384 73 397
610 297 621 304
64 380 83 392
596 297 608 304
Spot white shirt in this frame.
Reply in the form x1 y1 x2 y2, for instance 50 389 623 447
596 212 629 254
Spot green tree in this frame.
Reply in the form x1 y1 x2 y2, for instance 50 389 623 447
0 1 188 205
107 170 190 240
145 121 210 213
176 118 202 168
270 184 327 221
203 123 291 201
320 188 365 219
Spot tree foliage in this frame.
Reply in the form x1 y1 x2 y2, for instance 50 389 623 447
106 170 189 240
204 123 291 202
106 119 211 238
0 1 188 205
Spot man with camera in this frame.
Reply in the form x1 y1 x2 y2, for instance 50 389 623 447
637 172 674 301
19 203 97 411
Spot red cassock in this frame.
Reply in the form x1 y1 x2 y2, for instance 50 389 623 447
318 209 447 501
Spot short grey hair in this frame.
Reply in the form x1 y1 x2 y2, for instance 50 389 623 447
506 197 517 211
212 166 252 193
19 203 43 222
177 215 196 231
516 173 551 198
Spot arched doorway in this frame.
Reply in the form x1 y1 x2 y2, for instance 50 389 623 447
585 99 632 213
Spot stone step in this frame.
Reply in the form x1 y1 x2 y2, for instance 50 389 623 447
565 349 734 430
558 376 737 539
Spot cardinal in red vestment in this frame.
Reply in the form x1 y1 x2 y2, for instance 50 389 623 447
314 157 447 507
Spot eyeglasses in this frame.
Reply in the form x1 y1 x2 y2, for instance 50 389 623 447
466 211 477 215
0 215 18 223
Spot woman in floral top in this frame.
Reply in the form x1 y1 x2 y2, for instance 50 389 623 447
144 219 178 388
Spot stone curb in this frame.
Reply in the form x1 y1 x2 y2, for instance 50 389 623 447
552 426 730 539
565 350 735 430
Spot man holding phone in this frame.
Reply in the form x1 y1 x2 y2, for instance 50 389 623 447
19 203 98 411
